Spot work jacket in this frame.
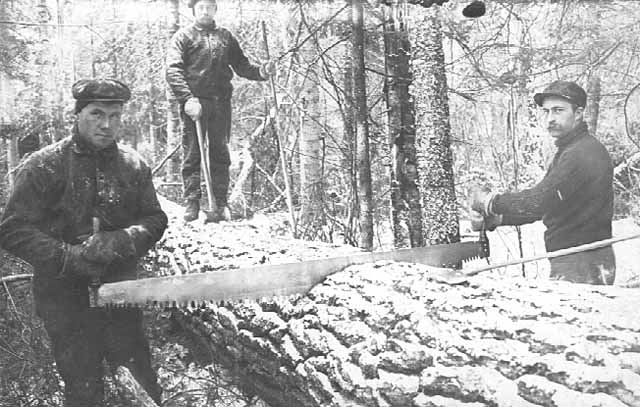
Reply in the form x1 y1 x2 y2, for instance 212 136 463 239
166 22 265 104
492 122 614 252
0 126 168 308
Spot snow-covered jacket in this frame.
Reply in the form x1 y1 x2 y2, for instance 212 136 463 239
0 126 167 306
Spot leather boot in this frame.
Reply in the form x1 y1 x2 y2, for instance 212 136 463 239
183 200 200 222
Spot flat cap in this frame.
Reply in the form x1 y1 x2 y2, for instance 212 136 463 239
71 79 131 103
188 0 216 8
533 80 587 108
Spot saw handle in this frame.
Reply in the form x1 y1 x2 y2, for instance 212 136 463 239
89 217 101 307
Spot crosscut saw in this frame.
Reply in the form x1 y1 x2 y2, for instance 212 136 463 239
94 232 490 308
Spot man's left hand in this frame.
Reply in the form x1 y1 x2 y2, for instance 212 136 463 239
83 230 136 264
260 59 277 79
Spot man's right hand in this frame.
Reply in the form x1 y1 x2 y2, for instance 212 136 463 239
470 210 502 232
61 244 105 281
184 97 202 120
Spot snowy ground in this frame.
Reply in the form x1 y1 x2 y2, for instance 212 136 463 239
460 217 640 285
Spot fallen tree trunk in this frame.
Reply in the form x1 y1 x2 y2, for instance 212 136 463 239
159 250 640 405
147 199 640 407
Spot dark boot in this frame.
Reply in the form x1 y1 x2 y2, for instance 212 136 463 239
183 200 200 222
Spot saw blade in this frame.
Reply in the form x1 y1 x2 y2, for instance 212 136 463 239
97 240 486 308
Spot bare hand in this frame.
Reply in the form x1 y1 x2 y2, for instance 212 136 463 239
260 59 277 78
184 97 202 120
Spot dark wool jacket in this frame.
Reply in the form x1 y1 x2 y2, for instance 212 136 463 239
492 122 613 252
166 22 265 103
0 127 168 306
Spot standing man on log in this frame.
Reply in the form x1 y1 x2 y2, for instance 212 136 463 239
0 79 168 406
470 80 616 284
166 0 275 222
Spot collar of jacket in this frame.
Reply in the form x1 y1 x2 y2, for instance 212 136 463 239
71 123 118 159
193 21 217 32
554 121 589 148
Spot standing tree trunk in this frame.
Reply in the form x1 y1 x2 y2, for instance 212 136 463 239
341 35 358 247
298 63 325 241
586 73 602 136
351 0 374 251
165 0 181 191
410 8 459 245
383 0 424 249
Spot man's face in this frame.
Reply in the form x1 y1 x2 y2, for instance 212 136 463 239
539 96 583 139
194 0 217 26
77 102 123 150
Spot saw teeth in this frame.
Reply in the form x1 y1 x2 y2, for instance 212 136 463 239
462 255 489 271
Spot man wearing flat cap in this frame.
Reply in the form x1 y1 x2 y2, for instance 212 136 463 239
166 0 276 222
0 79 167 405
470 80 616 284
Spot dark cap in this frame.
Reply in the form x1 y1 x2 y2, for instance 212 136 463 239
188 0 215 8
72 79 131 104
533 80 587 108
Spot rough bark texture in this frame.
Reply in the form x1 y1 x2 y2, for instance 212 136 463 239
164 0 181 186
148 199 640 407
384 0 424 249
172 261 640 407
410 8 460 246
586 74 602 136
351 0 374 250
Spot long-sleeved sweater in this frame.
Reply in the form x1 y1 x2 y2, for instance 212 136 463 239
492 122 613 252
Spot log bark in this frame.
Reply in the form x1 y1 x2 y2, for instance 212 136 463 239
170 261 640 407
152 207 640 407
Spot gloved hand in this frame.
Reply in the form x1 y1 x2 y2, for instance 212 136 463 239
184 97 202 120
470 185 496 216
61 244 105 281
470 210 502 232
82 230 136 265
260 59 277 79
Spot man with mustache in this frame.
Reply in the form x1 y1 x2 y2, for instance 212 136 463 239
0 79 167 405
471 80 616 284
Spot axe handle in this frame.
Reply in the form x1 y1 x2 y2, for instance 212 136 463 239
89 217 101 307
465 232 640 277
195 118 217 213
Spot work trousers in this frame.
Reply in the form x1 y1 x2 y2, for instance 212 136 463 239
38 296 162 406
549 245 616 285
181 95 232 207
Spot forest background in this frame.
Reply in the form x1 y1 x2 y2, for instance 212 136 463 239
1 0 640 405
1 0 640 249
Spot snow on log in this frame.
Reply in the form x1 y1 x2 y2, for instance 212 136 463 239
145 199 640 406
156 251 640 405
